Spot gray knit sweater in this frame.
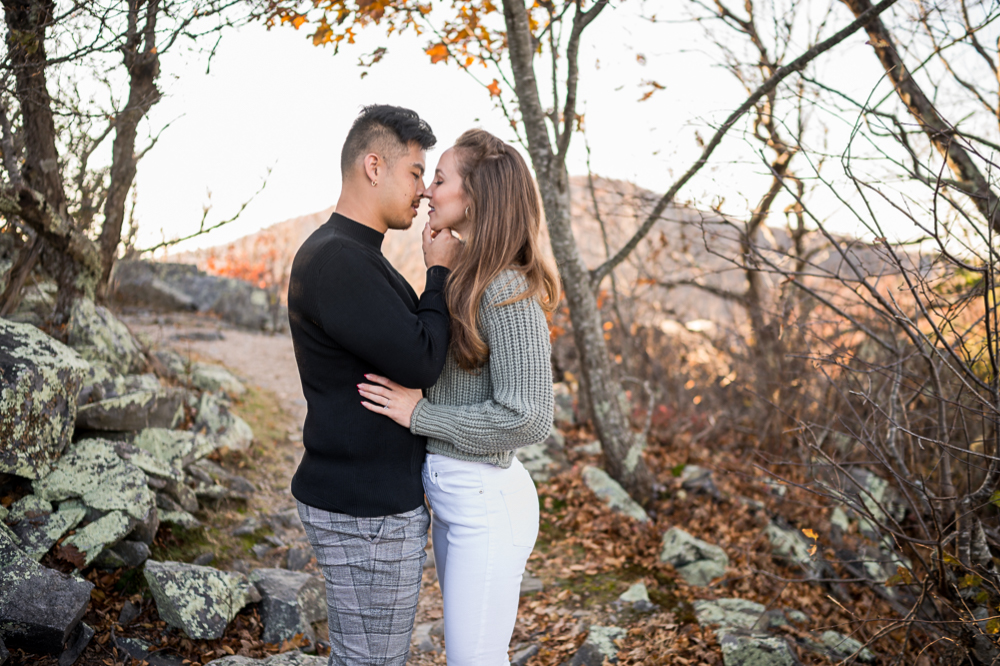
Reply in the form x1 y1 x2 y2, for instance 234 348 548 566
409 270 553 468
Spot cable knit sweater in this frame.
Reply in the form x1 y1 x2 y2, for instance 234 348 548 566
409 270 554 468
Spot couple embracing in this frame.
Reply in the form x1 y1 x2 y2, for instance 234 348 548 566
287 104 559 665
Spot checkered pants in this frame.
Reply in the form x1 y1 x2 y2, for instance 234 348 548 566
297 501 429 665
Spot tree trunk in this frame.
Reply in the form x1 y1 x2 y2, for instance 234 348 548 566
842 0 1000 232
501 0 655 505
2 0 95 318
98 0 162 295
543 164 656 503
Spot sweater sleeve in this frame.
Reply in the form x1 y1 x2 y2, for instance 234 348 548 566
410 272 554 453
316 251 451 389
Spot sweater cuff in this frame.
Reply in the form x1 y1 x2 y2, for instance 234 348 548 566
410 398 430 436
425 266 450 291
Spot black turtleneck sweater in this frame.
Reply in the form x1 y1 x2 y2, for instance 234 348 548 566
287 213 451 517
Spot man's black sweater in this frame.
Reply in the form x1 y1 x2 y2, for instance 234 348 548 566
287 213 451 517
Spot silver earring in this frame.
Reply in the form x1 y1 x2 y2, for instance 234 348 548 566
465 206 470 218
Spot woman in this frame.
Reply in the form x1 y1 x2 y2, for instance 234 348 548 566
357 128 559 665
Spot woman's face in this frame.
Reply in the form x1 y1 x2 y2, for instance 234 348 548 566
426 147 471 237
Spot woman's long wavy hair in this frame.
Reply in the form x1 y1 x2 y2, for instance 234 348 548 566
446 129 560 371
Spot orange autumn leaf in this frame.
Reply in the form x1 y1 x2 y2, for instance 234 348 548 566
291 14 307 29
487 79 501 97
426 42 449 63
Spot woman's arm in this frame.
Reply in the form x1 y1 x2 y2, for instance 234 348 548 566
408 275 554 454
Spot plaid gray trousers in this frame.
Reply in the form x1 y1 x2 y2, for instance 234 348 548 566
297 501 429 666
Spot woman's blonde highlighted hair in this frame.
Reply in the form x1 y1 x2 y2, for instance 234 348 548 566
445 129 560 371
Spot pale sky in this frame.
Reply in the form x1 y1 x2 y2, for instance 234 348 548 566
127 1 980 255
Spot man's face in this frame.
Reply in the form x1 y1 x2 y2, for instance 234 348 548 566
378 143 427 231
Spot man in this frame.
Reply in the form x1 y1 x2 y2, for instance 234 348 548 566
287 105 461 665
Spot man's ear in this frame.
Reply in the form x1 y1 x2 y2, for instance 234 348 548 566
363 153 380 184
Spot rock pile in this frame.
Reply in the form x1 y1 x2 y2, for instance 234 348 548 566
0 301 262 662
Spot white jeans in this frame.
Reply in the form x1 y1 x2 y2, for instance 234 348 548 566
422 453 539 666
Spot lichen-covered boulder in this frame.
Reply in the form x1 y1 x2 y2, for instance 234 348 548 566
159 510 202 530
94 540 151 569
518 426 568 483
33 438 155 523
618 582 655 612
660 527 729 586
581 466 649 522
0 527 93 654
717 628 799 666
567 625 625 666
694 598 767 632
76 387 185 431
249 568 325 646
187 459 256 502
194 392 253 451
205 653 327 666
63 511 135 566
133 428 214 471
144 560 255 640
6 496 85 561
190 363 245 397
764 520 820 576
810 630 875 663
0 318 90 479
65 298 144 375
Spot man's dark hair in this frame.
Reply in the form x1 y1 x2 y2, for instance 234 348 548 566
340 105 437 179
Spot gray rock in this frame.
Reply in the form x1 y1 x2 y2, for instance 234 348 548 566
0 637 7 666
144 560 255 640
203 653 327 666
811 630 875 663
618 582 655 612
660 527 729 586
520 572 544 596
65 297 144 375
134 428 214 471
129 502 160 545
232 516 263 537
285 547 313 571
553 382 575 424
33 438 155 522
190 362 246 397
193 392 254 451
63 511 135 566
118 600 141 625
193 552 216 566
114 635 186 666
251 543 273 559
679 465 721 497
110 261 199 312
111 260 286 333
249 568 325 646
57 621 93 666
412 621 440 653
718 628 800 666
581 466 649 522
95 540 150 568
8 496 85 561
152 348 190 379
694 598 768 632
568 625 625 665
574 440 603 455
188 459 256 500
0 528 93 654
76 387 185 431
519 426 569 482
160 509 202 530
511 644 540 666
764 520 818 574
0 318 90 479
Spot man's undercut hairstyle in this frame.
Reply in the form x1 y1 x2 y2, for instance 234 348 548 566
340 105 437 179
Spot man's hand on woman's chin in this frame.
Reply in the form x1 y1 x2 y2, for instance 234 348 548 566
423 222 462 270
